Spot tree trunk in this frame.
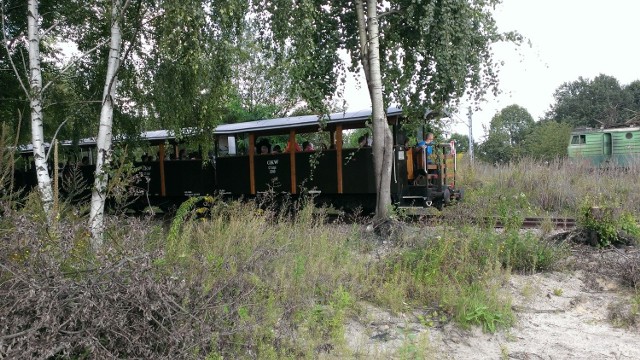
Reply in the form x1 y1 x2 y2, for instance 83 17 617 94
89 0 123 249
27 0 54 218
358 0 393 220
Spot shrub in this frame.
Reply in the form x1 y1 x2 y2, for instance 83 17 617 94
579 200 640 247
500 231 569 273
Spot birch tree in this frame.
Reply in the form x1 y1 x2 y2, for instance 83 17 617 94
1 0 56 217
89 0 125 247
260 0 521 220
26 0 54 216
356 0 394 218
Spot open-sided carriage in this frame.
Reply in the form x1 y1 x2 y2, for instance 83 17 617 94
212 107 462 211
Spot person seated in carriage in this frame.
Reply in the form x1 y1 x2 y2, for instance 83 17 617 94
413 132 436 185
415 132 434 162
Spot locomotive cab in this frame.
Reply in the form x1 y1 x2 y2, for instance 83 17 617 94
398 140 462 209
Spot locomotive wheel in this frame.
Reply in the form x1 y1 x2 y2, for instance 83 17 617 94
443 188 451 205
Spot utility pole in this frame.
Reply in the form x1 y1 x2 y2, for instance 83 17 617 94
467 107 474 163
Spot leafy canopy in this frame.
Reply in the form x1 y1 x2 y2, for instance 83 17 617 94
257 0 522 118
547 74 640 128
478 104 534 163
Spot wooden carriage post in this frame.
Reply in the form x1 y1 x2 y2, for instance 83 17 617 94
289 130 297 194
438 146 445 188
159 143 166 196
249 133 256 195
335 125 343 194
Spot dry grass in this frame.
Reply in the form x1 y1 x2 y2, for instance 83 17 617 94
455 157 640 216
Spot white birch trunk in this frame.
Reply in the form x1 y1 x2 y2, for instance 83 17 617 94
358 0 393 220
27 0 54 218
89 0 123 248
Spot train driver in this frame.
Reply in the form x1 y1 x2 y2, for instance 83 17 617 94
415 132 434 163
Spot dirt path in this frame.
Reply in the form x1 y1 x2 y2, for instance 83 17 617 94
337 263 640 359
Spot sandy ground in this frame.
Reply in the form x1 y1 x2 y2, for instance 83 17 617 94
335 248 640 359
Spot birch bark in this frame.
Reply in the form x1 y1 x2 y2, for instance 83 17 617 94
356 0 393 220
89 0 123 248
27 0 54 218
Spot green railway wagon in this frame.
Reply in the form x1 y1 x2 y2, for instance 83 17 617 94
567 127 640 166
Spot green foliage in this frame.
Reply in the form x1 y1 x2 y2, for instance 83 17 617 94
228 21 302 121
0 123 17 202
456 182 533 230
548 74 640 127
150 0 246 143
462 301 507 333
521 121 572 161
260 0 522 116
500 231 568 273
458 154 640 221
449 133 470 153
478 104 534 164
579 199 640 247
370 228 517 332
163 199 366 357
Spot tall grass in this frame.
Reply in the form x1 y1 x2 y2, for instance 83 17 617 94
455 156 640 216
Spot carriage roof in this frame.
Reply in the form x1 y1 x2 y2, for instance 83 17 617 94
16 107 416 152
213 107 404 135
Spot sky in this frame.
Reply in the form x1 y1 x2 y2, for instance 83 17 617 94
341 0 640 142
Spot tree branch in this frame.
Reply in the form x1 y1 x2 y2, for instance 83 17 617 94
41 38 110 93
45 118 69 161
104 0 136 103
0 325 40 341
41 19 60 37
378 9 399 18
355 0 371 85
1 7 30 98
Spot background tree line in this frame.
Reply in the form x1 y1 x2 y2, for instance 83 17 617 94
472 74 640 164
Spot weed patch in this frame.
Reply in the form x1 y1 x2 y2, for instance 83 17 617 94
579 199 640 247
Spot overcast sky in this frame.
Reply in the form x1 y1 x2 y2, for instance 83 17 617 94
342 0 640 141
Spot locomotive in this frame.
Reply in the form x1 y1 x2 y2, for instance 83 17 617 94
568 126 640 166
12 108 462 211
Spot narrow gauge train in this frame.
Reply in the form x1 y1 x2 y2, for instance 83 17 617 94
12 108 462 211
213 107 461 210
568 125 640 166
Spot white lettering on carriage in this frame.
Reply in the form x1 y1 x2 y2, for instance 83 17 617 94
267 159 279 174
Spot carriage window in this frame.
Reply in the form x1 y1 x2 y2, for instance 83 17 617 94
228 136 236 155
626 132 633 139
216 135 237 156
571 135 586 145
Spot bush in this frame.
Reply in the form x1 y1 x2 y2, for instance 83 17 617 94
579 201 640 247
501 231 569 272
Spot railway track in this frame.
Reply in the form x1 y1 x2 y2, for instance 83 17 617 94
326 209 577 230
417 215 576 229
519 217 576 229
393 207 577 229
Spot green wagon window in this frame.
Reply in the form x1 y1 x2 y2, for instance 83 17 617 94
626 132 633 139
571 135 586 144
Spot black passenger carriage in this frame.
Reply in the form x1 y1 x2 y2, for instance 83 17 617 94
11 108 462 211
213 107 461 210
127 130 215 210
12 132 216 211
